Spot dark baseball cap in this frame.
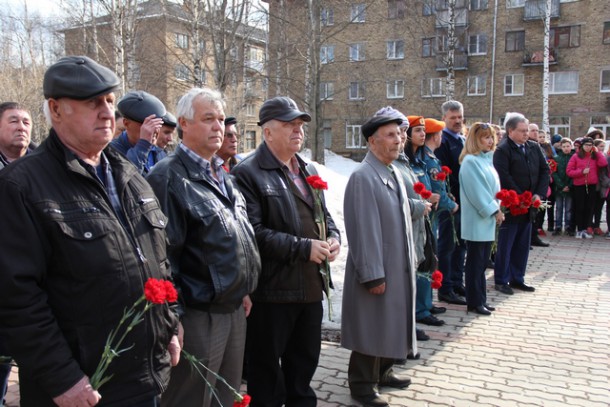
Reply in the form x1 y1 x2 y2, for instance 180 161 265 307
117 91 166 124
225 116 237 126
257 96 311 126
162 112 177 128
43 56 120 100
361 115 403 140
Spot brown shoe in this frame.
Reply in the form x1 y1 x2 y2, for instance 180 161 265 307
379 372 412 389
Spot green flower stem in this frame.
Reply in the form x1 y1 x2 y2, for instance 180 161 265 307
181 350 243 404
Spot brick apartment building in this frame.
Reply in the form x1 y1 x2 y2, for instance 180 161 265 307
265 0 610 158
63 0 268 153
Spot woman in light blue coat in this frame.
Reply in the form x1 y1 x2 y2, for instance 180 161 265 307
459 123 504 315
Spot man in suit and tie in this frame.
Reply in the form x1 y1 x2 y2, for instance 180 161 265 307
492 112 549 295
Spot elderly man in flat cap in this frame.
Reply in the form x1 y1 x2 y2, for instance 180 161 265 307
111 90 168 174
0 56 180 407
232 96 341 407
342 114 416 407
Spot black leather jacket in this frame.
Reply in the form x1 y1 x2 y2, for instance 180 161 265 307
232 142 340 303
146 147 260 315
0 131 177 406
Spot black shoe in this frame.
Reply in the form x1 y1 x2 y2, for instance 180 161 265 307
531 238 550 247
467 305 492 315
486 259 495 269
430 306 447 314
494 284 514 295
552 229 562 236
510 281 536 292
484 304 496 311
407 352 420 360
351 392 389 407
438 292 467 305
394 358 407 365
379 373 412 389
453 285 466 297
416 328 430 341
417 314 445 326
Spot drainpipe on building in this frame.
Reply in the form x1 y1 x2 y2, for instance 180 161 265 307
489 0 499 123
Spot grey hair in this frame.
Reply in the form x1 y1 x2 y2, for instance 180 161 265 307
441 100 463 115
504 112 528 132
176 87 225 121
42 100 52 126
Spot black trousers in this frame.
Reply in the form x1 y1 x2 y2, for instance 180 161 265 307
246 302 322 407
572 185 595 231
347 351 395 396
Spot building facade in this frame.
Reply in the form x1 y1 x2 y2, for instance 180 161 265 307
265 0 610 158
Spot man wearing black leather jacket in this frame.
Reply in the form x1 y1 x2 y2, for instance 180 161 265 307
232 96 341 407
147 87 260 407
0 56 180 407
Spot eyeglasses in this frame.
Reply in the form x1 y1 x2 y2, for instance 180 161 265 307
583 143 593 147
479 123 491 130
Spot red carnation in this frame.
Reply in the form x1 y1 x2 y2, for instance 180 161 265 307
495 190 507 200
436 172 447 181
413 182 426 194
144 278 167 304
431 280 442 289
163 280 179 303
234 394 251 407
441 165 452 175
432 270 443 283
532 199 541 209
306 175 328 190
421 190 432 199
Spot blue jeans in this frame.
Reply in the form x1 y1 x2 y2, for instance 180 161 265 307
437 210 466 296
415 274 433 319
554 194 573 231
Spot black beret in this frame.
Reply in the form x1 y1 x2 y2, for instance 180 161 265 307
117 91 166 124
361 115 403 140
258 96 311 126
162 112 177 128
43 56 120 100
225 116 237 126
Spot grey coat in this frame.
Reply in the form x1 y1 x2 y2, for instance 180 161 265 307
341 151 417 359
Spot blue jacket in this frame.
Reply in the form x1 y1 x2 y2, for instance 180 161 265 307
459 152 501 242
423 145 457 214
110 131 165 175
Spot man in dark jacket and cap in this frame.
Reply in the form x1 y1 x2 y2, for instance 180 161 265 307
0 55 180 407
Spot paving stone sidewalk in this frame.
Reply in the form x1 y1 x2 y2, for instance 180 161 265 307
4 233 610 406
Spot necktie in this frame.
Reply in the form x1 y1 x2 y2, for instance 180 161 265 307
520 145 526 155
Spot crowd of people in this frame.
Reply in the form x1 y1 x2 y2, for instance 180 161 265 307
0 55 608 407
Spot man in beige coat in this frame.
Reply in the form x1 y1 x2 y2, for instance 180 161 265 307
342 114 417 407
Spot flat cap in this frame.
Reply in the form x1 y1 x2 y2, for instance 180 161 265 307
374 106 409 129
424 118 445 134
407 116 426 129
44 56 120 100
361 115 402 140
118 91 166 124
162 112 177 128
258 96 311 126
225 116 237 126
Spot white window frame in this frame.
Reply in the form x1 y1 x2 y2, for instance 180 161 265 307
388 0 406 19
349 43 365 62
467 75 487 96
506 0 525 8
246 104 255 117
321 7 334 26
601 69 610 93
320 45 335 64
386 40 405 60
346 124 366 149
421 78 445 97
348 82 365 100
320 82 334 100
549 71 579 94
175 33 189 49
470 0 488 10
387 80 405 99
422 37 435 57
323 119 332 149
175 64 189 81
468 34 487 55
351 3 366 23
504 74 524 96
506 31 525 52
549 116 571 139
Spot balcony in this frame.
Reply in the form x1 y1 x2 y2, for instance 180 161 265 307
435 7 468 28
522 48 558 66
524 0 560 20
436 53 468 71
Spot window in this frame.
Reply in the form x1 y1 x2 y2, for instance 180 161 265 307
320 45 335 64
228 46 238 61
604 22 610 44
601 69 610 92
175 64 189 81
387 80 405 99
321 7 334 26
388 0 406 19
346 124 365 148
247 47 265 72
175 33 189 49
246 104 255 116
467 75 486 96
504 74 524 96
468 34 488 55
506 31 525 52
320 82 334 100
422 38 435 57
470 0 488 10
550 25 581 48
349 43 365 61
387 40 405 59
549 71 579 94
422 1 434 15
351 3 366 23
244 131 257 151
507 0 525 8
590 116 610 138
549 116 570 139
198 39 206 52
348 82 365 100
323 119 332 149
421 78 445 97
436 35 450 53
